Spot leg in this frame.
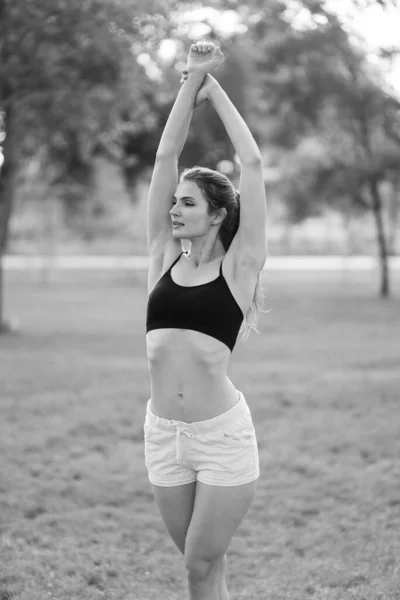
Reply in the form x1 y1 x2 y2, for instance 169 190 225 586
218 554 229 600
151 481 228 598
151 481 196 554
184 479 258 600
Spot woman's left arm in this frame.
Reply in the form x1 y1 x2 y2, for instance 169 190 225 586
205 75 268 265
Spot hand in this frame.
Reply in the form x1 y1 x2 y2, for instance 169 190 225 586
185 41 224 77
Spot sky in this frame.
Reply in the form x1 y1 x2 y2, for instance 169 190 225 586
325 0 400 94
326 0 400 47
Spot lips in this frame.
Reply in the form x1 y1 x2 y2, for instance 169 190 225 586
172 222 184 226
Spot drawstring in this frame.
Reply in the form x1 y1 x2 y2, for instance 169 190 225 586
175 423 193 461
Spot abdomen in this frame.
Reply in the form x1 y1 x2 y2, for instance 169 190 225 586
146 329 236 421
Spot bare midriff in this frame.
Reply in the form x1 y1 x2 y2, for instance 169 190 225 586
146 328 240 423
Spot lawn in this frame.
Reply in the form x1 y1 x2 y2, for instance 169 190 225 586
1 268 399 600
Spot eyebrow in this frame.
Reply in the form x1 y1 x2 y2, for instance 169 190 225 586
172 195 195 201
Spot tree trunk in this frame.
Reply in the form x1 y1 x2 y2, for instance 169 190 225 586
0 104 17 331
387 176 399 256
369 178 390 298
0 0 16 332
0 256 4 332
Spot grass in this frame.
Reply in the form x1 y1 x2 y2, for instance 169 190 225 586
1 268 400 600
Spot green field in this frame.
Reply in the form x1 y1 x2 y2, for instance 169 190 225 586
1 269 400 600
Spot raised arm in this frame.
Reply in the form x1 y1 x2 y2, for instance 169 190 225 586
147 43 224 257
197 74 268 266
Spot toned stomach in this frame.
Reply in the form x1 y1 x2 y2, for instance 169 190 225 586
146 328 240 422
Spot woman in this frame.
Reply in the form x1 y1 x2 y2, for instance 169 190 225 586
144 41 268 600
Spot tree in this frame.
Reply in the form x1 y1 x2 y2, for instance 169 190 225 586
0 0 160 331
127 1 255 171
250 0 400 296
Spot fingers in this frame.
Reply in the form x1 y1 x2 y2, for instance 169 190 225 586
184 41 224 81
190 41 215 54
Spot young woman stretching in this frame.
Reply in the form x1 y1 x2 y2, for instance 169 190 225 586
144 41 268 600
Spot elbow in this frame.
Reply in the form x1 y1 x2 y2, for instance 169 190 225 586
156 146 178 161
239 153 263 167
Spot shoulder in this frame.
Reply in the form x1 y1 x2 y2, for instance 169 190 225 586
147 238 183 295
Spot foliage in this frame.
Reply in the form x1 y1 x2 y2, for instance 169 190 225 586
1 0 399 258
247 2 400 230
0 0 168 199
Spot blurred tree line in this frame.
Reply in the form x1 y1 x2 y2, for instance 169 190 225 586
0 0 400 328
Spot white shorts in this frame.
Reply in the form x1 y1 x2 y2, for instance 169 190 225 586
143 391 260 487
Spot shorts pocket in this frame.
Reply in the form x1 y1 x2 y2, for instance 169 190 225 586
220 414 255 447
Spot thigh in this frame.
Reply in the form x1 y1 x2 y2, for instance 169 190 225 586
151 481 197 555
184 479 258 564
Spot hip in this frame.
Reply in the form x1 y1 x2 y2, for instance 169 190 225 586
143 390 260 487
145 389 254 437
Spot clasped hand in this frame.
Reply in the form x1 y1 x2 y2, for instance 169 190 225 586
181 41 224 107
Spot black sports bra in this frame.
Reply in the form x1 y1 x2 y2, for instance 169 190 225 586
146 252 244 352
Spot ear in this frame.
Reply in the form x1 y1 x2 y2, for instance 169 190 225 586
211 207 227 226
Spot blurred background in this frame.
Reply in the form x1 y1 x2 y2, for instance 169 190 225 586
1 0 400 311
1 3 400 598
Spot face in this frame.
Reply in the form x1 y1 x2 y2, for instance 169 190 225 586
170 180 220 239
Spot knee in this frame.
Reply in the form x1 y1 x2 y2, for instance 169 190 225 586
185 555 211 583
184 553 223 584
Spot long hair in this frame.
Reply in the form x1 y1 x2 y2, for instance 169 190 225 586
180 166 267 342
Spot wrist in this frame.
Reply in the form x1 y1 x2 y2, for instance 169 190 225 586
183 71 205 86
207 79 222 102
205 74 220 92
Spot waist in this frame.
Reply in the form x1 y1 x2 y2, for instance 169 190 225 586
145 390 248 432
148 377 239 421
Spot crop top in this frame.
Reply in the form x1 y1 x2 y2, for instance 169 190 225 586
146 252 244 352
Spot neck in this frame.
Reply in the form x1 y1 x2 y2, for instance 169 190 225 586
184 237 225 267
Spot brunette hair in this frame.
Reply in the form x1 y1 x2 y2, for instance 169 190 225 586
180 166 267 342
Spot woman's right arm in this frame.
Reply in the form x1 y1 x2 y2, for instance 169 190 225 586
147 42 224 257
147 72 204 256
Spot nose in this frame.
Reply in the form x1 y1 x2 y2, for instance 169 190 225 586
170 206 179 216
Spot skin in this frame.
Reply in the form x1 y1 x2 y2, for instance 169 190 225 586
145 40 265 600
169 179 227 268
